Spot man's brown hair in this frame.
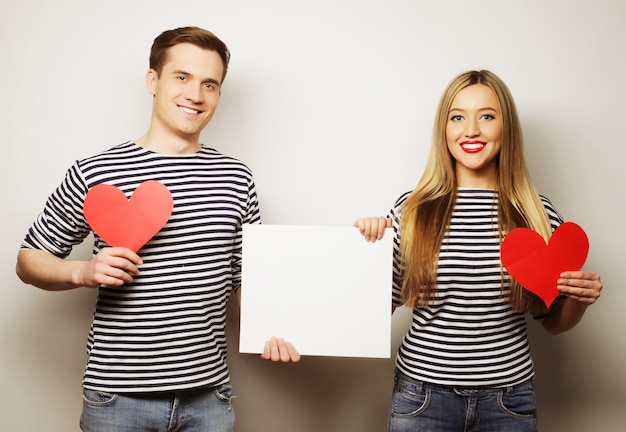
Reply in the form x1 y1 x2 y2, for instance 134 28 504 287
150 26 230 83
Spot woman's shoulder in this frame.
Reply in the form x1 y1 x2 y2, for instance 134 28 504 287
394 190 412 207
539 194 565 227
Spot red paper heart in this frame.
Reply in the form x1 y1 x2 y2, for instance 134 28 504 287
501 222 589 307
83 180 173 252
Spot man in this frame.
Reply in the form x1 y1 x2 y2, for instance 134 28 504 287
16 26 298 432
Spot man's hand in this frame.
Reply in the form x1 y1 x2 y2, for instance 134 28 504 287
79 247 143 288
16 247 142 291
261 337 301 363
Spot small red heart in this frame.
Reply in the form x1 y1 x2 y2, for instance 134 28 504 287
83 180 173 252
501 222 589 307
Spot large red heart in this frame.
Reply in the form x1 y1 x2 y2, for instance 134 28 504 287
83 180 173 252
500 222 589 307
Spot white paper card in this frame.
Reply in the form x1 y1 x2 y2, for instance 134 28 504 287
240 224 392 358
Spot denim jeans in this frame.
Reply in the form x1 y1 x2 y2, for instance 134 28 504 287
388 371 538 432
80 383 235 432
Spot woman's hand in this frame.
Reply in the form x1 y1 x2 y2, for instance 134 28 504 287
557 271 602 305
353 217 391 242
542 271 603 335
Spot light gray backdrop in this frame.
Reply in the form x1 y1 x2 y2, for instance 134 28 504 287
2 1 624 431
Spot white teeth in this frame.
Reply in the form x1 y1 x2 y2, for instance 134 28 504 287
462 143 484 150
180 106 199 114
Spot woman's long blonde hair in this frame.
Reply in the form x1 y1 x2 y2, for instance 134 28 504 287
399 70 551 312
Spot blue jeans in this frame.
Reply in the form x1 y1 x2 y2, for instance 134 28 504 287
388 371 538 432
80 383 235 432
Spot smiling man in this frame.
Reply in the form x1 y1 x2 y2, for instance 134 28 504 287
137 38 225 154
16 26 298 432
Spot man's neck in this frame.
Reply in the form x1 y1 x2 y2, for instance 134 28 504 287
134 130 201 155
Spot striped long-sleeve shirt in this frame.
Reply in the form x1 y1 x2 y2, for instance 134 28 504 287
389 188 563 387
21 141 261 392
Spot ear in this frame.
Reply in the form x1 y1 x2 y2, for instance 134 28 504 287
146 69 158 96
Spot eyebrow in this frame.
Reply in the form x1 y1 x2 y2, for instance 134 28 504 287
448 106 499 114
449 106 498 111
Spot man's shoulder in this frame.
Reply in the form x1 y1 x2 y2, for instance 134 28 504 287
200 146 253 172
78 141 137 164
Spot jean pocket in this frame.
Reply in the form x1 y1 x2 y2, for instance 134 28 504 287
390 378 431 418
213 383 235 404
82 389 118 407
498 382 537 419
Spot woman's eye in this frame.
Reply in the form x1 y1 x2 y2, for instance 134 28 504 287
450 115 463 121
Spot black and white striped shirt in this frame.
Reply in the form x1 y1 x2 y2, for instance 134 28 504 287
21 141 260 392
389 188 562 387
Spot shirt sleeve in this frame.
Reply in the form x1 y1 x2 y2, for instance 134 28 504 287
390 191 411 307
20 161 92 258
231 173 261 292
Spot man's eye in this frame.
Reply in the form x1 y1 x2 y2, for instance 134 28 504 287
177 75 186 81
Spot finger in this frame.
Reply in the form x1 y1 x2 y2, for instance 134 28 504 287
275 338 292 362
353 218 366 235
268 337 281 362
87 262 134 287
286 342 301 363
374 217 389 240
87 274 127 288
94 251 141 277
113 259 141 276
557 285 601 305
363 217 388 242
104 270 134 285
557 278 603 296
559 271 601 282
109 247 143 265
109 252 142 275
107 263 137 281
355 218 374 239
354 218 375 241
97 248 142 277
261 339 272 360
565 293 598 305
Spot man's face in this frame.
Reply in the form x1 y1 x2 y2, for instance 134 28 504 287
147 43 224 142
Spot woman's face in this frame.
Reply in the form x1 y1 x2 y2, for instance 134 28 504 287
446 83 503 188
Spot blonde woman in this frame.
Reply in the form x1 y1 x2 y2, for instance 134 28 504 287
355 70 602 432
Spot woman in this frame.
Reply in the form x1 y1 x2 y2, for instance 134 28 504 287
355 70 602 432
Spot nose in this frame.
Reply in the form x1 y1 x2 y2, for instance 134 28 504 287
185 84 204 104
464 117 480 137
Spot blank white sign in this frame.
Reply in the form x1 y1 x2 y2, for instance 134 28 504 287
239 224 393 358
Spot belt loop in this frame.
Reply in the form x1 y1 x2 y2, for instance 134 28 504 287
395 369 424 392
